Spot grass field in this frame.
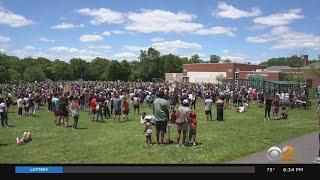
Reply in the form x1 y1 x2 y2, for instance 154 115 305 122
0 101 318 164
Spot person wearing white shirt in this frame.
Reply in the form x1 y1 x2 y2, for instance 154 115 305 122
17 97 24 116
0 98 9 127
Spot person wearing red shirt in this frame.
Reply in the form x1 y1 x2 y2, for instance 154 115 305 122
90 96 97 121
272 95 280 119
188 111 197 146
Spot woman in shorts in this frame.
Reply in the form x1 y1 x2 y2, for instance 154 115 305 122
121 97 129 121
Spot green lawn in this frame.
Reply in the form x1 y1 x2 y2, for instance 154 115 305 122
0 101 318 164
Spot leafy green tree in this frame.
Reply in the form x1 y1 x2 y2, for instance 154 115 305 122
23 66 46 81
52 60 71 80
190 54 201 64
119 60 131 81
88 57 110 80
210 54 221 63
216 74 227 84
7 69 21 81
162 54 183 73
70 58 88 80
129 61 141 81
108 60 122 81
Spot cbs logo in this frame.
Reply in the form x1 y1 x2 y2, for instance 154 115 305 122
267 146 295 162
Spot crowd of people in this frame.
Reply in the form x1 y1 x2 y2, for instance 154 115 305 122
0 80 315 147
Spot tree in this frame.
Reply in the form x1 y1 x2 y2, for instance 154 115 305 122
7 69 21 81
190 54 201 64
216 74 227 84
162 54 182 73
210 54 221 63
88 57 110 80
129 61 141 81
108 60 122 81
23 66 46 81
52 60 71 80
119 60 131 81
70 58 88 80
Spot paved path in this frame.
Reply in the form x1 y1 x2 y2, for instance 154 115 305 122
228 131 320 164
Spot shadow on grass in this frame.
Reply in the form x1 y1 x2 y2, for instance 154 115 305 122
0 144 8 147
96 120 106 123
76 127 88 130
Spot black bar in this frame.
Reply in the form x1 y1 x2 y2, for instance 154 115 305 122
63 166 255 173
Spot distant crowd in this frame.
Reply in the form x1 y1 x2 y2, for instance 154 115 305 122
0 80 316 147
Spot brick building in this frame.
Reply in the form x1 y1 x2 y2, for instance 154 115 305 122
164 55 320 87
181 63 264 83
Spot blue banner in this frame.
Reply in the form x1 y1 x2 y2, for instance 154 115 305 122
15 166 63 173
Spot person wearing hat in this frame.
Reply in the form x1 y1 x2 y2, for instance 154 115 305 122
176 99 191 147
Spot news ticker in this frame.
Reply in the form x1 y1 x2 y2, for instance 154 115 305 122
0 165 318 174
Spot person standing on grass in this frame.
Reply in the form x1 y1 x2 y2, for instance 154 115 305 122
28 93 35 116
316 101 320 126
23 95 29 116
47 93 52 111
272 95 280 119
90 95 97 122
17 96 24 117
79 93 85 112
113 94 122 122
224 91 230 109
143 116 153 146
51 94 60 125
121 97 129 121
264 96 272 121
153 91 169 146
216 96 224 121
188 110 197 146
59 96 68 128
133 95 140 115
176 99 191 147
204 95 213 121
190 92 197 110
103 97 111 119
70 97 80 130
96 94 104 122
0 98 9 128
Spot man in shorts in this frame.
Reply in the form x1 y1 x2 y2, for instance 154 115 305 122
204 96 213 121
113 93 122 122
153 91 169 146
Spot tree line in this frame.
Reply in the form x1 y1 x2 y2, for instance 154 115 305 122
0 47 225 82
260 55 319 67
1 47 319 82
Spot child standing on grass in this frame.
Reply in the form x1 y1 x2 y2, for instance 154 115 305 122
143 116 153 145
70 97 80 130
188 111 197 146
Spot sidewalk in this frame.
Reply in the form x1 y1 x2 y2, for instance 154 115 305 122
227 131 320 164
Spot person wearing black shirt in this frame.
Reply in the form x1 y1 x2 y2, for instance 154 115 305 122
264 96 272 121
216 97 224 121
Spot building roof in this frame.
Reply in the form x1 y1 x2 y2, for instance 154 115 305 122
264 66 292 72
